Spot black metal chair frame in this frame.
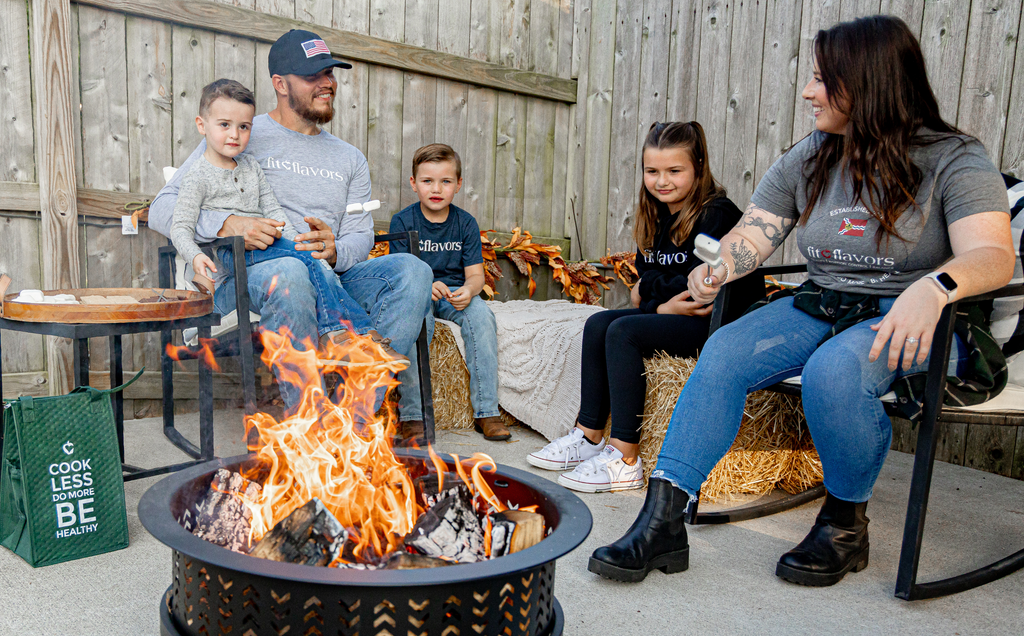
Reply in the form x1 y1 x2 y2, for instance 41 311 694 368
157 229 436 447
683 262 1024 599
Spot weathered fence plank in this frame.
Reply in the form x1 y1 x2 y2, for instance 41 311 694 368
0 215 44 375
579 0 614 261
31 0 82 395
956 0 1021 166
1 0 35 183
366 0 404 219
331 0 369 153
398 0 438 210
666 0 702 122
696 0 734 178
918 0 970 124
721 0 767 210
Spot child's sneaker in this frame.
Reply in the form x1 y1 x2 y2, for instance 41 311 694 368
527 428 605 471
557 446 644 493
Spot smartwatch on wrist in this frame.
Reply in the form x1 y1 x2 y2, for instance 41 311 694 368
923 271 958 302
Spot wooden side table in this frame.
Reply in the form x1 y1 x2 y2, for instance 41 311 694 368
0 313 221 481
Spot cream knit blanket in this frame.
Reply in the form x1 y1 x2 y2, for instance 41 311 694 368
438 299 606 441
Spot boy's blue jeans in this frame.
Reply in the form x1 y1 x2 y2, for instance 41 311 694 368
651 295 966 503
398 296 500 421
217 238 373 338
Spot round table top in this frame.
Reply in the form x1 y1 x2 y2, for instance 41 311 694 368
1 287 213 323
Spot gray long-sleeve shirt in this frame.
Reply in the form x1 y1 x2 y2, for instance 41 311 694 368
150 113 373 273
171 153 296 266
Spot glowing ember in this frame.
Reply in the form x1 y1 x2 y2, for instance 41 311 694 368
228 327 514 565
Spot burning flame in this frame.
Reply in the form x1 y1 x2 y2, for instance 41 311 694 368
165 338 221 373
238 326 504 564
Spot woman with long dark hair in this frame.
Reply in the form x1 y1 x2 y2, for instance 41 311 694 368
588 15 1015 585
526 122 763 493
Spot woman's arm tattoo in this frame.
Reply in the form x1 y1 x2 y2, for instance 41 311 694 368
740 209 795 248
730 239 759 276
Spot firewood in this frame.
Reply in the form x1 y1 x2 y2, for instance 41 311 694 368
491 510 545 556
404 482 486 563
413 472 458 509
382 552 452 569
249 498 348 566
191 469 262 553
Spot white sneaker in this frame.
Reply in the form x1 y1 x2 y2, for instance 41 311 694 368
557 446 644 493
526 428 606 471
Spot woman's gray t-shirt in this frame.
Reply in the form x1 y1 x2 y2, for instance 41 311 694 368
751 130 1010 294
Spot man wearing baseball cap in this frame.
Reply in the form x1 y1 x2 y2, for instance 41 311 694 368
149 29 433 417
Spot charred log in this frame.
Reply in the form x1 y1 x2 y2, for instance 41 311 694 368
382 552 452 569
249 498 348 566
404 482 486 563
191 469 262 553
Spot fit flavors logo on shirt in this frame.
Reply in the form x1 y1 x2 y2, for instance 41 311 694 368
805 246 894 267
263 157 348 183
420 239 462 252
642 251 688 265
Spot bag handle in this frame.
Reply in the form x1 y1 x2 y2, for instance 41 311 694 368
72 367 146 399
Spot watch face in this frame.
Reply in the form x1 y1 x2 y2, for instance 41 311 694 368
936 272 958 291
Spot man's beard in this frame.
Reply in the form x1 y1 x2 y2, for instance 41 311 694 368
288 90 334 125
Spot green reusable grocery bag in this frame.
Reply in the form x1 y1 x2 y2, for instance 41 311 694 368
0 371 141 567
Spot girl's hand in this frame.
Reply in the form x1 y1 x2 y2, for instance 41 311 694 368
630 282 641 308
656 290 713 316
687 264 726 304
868 278 948 371
431 281 451 302
192 253 218 279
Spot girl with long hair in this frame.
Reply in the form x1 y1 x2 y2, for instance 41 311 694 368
527 121 764 493
587 15 1016 585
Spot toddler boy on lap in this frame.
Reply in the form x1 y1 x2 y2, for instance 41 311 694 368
390 144 510 441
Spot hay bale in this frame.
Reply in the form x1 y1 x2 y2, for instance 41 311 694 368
637 352 823 503
429 323 522 432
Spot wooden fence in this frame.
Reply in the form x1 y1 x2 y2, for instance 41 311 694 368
1 0 1023 477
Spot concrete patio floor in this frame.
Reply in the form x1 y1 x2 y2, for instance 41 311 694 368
1 408 1022 635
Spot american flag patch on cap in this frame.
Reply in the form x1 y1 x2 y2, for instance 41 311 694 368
302 39 331 57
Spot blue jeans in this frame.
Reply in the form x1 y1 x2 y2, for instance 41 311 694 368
218 238 372 338
398 296 500 421
651 296 966 503
214 250 433 409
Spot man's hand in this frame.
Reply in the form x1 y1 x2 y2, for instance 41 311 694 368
217 215 284 250
630 282 641 308
294 216 338 267
191 253 218 279
449 285 474 311
656 290 713 316
432 281 452 302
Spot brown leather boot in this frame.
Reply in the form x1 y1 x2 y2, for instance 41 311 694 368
393 419 425 448
475 416 511 441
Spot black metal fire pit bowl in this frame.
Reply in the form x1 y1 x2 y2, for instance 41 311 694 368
139 450 593 636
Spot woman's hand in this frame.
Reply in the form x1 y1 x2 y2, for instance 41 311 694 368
294 216 337 266
630 282 641 308
656 290 713 316
686 264 727 304
868 278 948 371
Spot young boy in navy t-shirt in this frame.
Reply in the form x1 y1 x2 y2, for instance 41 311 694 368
389 144 509 441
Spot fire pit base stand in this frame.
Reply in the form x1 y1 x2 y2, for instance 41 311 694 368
158 587 566 636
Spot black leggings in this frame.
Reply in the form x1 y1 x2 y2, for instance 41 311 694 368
576 308 711 444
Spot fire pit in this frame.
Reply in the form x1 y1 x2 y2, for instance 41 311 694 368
140 450 592 636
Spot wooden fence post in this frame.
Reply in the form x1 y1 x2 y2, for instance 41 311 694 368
31 0 80 395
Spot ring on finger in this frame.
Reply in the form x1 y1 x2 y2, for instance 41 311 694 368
906 336 919 345
320 241 326 251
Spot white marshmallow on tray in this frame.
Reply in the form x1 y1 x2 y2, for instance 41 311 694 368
11 290 79 304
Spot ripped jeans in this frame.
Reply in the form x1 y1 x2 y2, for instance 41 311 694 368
652 295 965 503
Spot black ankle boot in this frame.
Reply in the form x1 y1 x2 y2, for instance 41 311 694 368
776 492 870 587
587 478 690 582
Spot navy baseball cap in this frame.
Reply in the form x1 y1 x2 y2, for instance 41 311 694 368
268 29 352 77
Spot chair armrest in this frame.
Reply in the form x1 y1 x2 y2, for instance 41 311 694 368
374 230 421 257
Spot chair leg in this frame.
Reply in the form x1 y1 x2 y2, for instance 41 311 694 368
230 236 257 415
198 325 215 460
415 320 435 445
684 485 827 525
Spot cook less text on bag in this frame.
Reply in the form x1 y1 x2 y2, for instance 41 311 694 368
0 371 141 567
